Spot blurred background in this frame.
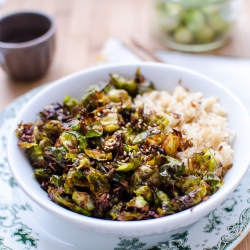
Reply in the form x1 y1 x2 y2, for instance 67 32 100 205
0 0 249 112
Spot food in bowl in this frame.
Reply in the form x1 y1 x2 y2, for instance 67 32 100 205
15 69 234 221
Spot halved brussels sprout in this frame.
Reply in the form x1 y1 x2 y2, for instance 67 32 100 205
86 170 110 196
49 189 92 216
135 186 152 202
126 196 148 210
110 74 137 96
108 89 129 102
60 132 78 153
162 133 180 156
72 191 95 211
81 86 98 107
63 95 78 111
101 112 120 133
85 149 112 161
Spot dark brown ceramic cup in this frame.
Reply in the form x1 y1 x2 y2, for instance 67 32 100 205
0 11 56 81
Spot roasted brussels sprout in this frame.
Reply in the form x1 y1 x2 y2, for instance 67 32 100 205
16 69 225 221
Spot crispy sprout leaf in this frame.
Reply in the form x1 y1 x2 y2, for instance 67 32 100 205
172 181 207 211
72 191 95 211
34 168 53 181
162 133 180 156
81 86 98 108
160 156 185 176
51 175 64 187
133 131 149 144
108 89 129 102
101 112 120 133
86 121 103 138
86 169 110 196
27 145 44 165
85 149 112 161
110 74 138 96
63 95 78 111
126 196 149 210
49 189 92 216
135 186 152 203
60 132 78 153
189 148 217 173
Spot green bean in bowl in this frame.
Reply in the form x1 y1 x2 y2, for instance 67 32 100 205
154 0 240 52
15 68 235 221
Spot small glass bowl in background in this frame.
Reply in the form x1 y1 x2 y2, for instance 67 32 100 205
153 0 242 52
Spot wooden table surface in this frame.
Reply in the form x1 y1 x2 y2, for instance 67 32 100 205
1 0 250 249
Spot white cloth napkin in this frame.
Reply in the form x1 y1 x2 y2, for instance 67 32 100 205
99 38 250 113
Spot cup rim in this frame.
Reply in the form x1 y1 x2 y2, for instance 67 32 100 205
0 10 56 49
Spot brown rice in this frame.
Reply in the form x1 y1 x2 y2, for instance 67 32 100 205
134 85 234 176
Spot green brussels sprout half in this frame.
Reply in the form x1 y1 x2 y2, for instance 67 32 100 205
81 86 98 108
34 168 53 181
126 196 149 210
101 112 120 133
49 189 92 216
27 145 44 165
60 132 78 153
110 74 138 96
86 170 110 196
108 89 129 102
86 121 103 138
72 191 95 211
135 186 153 202
51 175 64 187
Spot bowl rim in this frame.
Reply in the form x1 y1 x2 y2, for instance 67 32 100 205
7 62 250 235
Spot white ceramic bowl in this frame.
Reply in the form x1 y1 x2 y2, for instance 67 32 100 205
7 63 250 246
